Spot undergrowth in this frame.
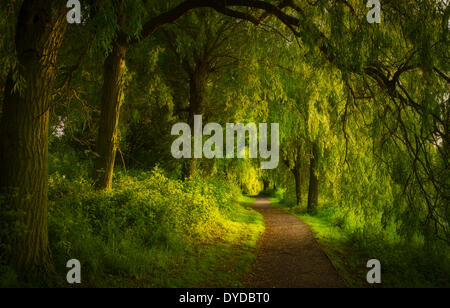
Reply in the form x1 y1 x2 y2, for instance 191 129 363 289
271 194 450 288
0 154 263 287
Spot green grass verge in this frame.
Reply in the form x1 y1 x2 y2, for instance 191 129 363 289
270 198 450 288
73 195 264 288
0 168 264 288
101 197 263 288
171 196 263 288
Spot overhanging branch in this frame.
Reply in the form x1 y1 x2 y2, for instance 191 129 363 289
131 0 300 45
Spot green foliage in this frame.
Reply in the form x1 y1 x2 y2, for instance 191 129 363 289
1 0 448 288
0 190 26 269
274 198 450 288
29 166 262 287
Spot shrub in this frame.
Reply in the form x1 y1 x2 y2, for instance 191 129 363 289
44 167 260 287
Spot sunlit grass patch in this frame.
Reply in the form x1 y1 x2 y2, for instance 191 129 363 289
273 197 450 288
1 168 265 288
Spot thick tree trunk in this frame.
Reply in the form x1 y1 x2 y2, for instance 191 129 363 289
93 41 128 190
444 101 449 165
0 0 66 273
183 63 208 179
307 143 319 212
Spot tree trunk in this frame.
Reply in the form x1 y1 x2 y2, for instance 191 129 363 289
0 0 66 273
307 142 319 212
444 101 449 165
183 63 208 179
293 167 302 207
293 148 303 206
93 41 128 190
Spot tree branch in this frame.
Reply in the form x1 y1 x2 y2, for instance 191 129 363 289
131 0 300 45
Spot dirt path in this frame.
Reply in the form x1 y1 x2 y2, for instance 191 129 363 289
244 198 346 288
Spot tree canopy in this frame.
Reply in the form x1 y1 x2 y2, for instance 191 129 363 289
0 0 448 288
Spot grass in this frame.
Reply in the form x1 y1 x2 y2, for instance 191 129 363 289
175 196 264 288
270 197 450 288
0 164 265 288
70 192 265 288
100 196 263 288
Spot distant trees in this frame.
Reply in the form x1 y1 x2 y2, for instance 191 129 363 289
91 0 301 189
307 142 319 212
156 10 256 178
275 60 344 212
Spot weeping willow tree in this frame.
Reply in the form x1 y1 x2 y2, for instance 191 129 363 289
269 59 346 211
258 0 448 244
319 0 450 244
153 9 263 178
89 0 310 189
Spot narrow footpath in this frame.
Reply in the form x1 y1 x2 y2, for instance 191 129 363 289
244 198 346 288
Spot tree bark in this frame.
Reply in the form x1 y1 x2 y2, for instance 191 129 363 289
293 167 302 207
307 142 319 212
0 0 66 273
93 41 128 190
282 147 303 206
183 63 208 179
